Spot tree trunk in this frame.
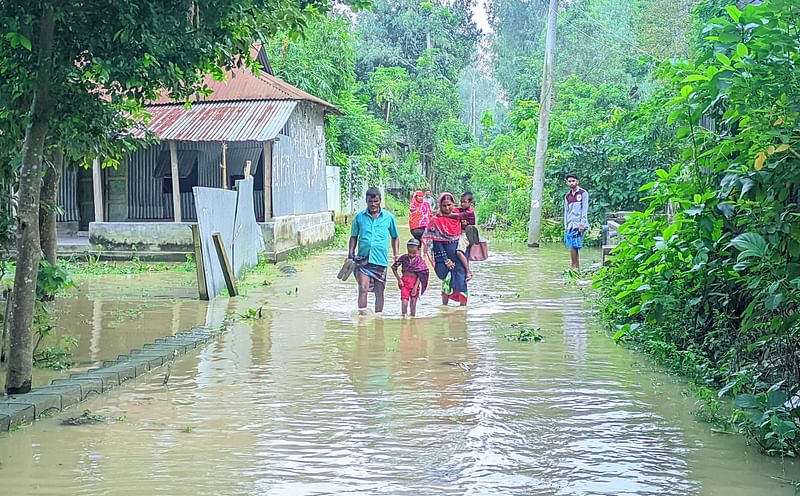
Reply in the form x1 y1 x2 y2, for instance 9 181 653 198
6 7 56 395
40 149 62 266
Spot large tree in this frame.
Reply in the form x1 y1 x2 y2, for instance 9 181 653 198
0 0 344 394
354 0 479 184
356 0 479 82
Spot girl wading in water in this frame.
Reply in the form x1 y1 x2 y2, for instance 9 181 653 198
423 193 470 306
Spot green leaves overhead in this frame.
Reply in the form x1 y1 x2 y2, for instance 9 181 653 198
596 0 800 457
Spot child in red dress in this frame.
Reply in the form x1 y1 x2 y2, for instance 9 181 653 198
391 239 430 317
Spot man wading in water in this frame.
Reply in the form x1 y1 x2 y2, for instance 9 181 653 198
564 173 589 271
349 187 400 314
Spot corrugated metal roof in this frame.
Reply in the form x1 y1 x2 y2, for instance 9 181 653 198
150 64 342 115
134 100 297 142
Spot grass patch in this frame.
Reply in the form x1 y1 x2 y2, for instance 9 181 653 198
384 194 409 217
59 254 196 276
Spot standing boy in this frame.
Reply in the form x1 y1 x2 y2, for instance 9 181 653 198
349 187 400 314
563 174 589 271
424 188 436 211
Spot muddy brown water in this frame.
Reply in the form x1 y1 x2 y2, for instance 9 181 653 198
1 244 798 495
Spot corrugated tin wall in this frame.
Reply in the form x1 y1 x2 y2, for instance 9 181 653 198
272 102 328 217
57 164 79 222
128 141 263 221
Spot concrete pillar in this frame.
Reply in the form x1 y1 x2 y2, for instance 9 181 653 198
169 141 182 222
92 157 104 222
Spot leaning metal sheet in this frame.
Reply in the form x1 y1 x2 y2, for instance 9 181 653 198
193 186 238 298
232 178 264 279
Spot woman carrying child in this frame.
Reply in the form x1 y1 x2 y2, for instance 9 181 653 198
422 193 470 306
391 239 429 316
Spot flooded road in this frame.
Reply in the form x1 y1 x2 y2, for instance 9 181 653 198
1 244 798 495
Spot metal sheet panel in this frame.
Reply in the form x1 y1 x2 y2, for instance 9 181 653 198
57 165 79 222
129 141 226 220
272 102 328 217
193 186 238 298
231 177 264 279
135 100 296 142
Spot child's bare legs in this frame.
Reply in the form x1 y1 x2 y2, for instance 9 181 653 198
401 298 409 316
410 296 418 316
441 292 449 305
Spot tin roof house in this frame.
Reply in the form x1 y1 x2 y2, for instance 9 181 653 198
57 47 341 261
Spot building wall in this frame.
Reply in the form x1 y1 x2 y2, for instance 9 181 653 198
272 102 328 216
326 166 341 214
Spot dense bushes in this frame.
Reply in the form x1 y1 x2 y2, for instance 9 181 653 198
596 0 800 456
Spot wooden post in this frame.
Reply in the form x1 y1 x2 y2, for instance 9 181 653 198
244 159 252 178
191 224 208 300
169 141 182 222
92 157 104 222
263 142 273 220
212 232 237 297
221 142 228 189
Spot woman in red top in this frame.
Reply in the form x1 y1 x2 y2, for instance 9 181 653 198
408 190 432 241
423 193 470 306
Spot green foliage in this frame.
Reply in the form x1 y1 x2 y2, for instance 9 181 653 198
596 0 800 456
504 324 544 342
266 14 392 186
356 0 479 81
34 335 79 371
383 194 410 217
36 260 75 300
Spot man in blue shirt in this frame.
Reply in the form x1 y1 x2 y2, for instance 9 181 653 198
349 187 400 313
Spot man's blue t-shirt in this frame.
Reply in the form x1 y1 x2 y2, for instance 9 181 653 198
351 209 399 267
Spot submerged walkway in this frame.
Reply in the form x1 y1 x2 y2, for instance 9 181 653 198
1 244 798 495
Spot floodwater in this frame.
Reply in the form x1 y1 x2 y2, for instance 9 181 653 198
0 269 208 391
1 244 798 495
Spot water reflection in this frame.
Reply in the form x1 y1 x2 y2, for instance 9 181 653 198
0 246 798 496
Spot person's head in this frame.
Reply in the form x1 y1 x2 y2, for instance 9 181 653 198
460 191 474 210
566 174 579 190
439 192 455 214
406 238 421 256
424 188 432 197
365 187 382 213
413 190 424 203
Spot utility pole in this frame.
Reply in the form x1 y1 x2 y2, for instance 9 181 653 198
527 0 559 247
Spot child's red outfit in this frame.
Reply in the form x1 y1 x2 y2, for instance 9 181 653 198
454 207 477 253
392 254 429 301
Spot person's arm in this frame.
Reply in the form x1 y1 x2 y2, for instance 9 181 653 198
349 219 359 258
389 217 400 260
579 191 589 232
563 196 568 230
391 262 403 286
348 237 358 259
